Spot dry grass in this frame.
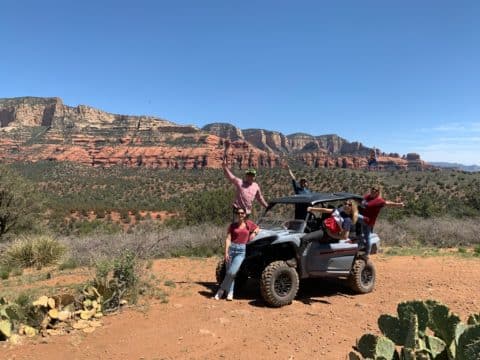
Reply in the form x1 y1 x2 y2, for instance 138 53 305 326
60 216 480 266
60 222 225 266
375 216 480 248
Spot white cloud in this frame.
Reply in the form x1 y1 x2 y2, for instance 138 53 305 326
389 122 480 165
431 122 480 133
412 141 480 165
437 136 480 143
361 120 480 164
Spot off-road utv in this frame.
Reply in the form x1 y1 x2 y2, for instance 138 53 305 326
216 192 379 307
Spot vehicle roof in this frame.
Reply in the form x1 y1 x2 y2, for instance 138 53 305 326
268 192 364 207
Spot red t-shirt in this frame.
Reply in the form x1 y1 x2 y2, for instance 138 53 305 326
228 220 258 244
361 194 386 227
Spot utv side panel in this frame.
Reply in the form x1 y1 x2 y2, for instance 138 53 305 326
302 241 357 277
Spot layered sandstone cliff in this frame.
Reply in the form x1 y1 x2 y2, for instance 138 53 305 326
0 97 429 170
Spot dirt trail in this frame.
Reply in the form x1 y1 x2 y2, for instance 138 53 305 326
3 256 480 360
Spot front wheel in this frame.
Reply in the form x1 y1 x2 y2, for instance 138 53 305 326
260 261 299 307
348 257 376 293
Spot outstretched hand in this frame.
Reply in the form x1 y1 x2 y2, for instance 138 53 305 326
395 197 405 207
222 140 230 166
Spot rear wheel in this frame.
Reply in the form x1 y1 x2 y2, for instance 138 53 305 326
348 257 376 293
260 261 299 307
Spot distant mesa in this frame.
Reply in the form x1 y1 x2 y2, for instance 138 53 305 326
428 162 480 172
0 96 430 170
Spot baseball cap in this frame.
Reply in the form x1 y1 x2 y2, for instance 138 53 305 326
245 168 257 176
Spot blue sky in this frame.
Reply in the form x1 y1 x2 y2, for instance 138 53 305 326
1 0 479 165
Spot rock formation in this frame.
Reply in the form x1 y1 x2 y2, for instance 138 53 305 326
0 97 430 170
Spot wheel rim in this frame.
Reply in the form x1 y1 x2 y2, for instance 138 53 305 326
361 266 373 285
274 272 292 297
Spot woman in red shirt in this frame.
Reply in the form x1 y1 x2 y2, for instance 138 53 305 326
214 208 259 301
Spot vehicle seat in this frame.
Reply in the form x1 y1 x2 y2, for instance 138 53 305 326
306 213 321 233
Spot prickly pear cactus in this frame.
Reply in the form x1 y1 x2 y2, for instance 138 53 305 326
378 314 407 346
425 300 461 346
404 314 423 350
456 324 480 360
350 299 480 360
425 334 447 358
398 301 430 337
354 333 396 359
467 314 480 326
0 319 12 339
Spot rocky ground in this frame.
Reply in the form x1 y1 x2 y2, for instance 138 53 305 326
2 255 479 360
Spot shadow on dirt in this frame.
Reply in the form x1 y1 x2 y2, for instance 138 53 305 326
196 278 356 307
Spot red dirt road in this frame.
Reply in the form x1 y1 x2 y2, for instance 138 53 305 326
3 256 480 360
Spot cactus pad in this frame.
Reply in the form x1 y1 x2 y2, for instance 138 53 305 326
398 301 429 336
32 296 49 307
0 319 12 339
356 333 396 359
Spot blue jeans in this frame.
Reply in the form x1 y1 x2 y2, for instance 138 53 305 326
358 214 372 255
220 243 246 295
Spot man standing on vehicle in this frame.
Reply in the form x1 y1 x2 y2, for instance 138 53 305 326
286 163 311 195
360 185 405 254
222 141 268 220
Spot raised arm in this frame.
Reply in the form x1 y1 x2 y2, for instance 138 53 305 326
222 141 240 185
286 163 296 181
222 158 241 186
307 206 334 214
385 200 405 208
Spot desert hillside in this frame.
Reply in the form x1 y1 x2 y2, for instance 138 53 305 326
0 97 427 170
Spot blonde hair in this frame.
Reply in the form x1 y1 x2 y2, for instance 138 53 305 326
344 201 359 224
351 201 358 225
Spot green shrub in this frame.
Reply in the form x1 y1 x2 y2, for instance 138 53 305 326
64 219 122 236
164 280 176 288
0 165 44 240
2 236 65 269
92 251 139 312
349 300 480 359
474 245 480 257
58 258 79 270
0 266 10 280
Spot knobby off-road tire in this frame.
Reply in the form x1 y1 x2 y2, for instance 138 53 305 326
215 259 247 291
260 261 299 307
349 257 376 294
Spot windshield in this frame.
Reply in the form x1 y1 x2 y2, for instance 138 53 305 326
258 203 309 231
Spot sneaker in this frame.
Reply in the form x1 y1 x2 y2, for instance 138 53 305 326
213 289 224 300
226 292 233 301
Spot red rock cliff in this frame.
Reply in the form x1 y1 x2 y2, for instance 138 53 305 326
0 97 429 170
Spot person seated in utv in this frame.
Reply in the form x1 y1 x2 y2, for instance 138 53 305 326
305 200 359 242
